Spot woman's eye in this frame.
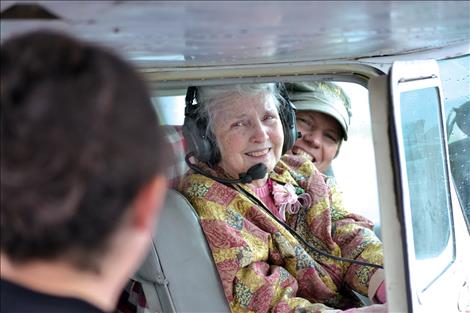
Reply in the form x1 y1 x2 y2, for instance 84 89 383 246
325 133 339 143
296 117 311 127
231 121 244 128
264 114 275 121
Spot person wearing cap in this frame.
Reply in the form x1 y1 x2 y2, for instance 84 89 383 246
286 81 352 176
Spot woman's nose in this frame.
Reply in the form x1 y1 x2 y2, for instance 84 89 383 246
251 120 269 142
303 132 321 148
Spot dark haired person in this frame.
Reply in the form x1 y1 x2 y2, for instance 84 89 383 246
179 84 386 312
1 30 170 313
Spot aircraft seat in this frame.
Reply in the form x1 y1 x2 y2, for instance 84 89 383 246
132 124 229 312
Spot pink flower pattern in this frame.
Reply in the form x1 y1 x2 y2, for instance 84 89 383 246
243 219 269 243
297 268 335 302
272 301 291 313
272 181 313 221
307 173 329 204
217 259 240 301
245 206 279 233
201 220 246 250
205 182 237 206
249 282 276 312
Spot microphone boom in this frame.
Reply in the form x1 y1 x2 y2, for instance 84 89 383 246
185 152 267 185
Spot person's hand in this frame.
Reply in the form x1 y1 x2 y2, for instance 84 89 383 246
374 282 387 304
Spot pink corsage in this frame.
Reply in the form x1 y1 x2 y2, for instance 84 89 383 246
272 182 312 220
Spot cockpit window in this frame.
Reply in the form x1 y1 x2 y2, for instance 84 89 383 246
399 86 455 292
440 55 470 228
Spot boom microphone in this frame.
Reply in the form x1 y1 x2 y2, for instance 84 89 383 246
185 152 268 184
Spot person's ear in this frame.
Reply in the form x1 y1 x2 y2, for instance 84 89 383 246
131 175 168 231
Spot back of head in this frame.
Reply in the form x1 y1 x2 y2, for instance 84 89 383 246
285 81 352 140
1 30 170 270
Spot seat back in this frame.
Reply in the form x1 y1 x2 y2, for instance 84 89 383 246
161 125 188 188
133 189 230 313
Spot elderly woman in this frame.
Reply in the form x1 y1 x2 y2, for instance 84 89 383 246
179 83 386 312
286 81 352 176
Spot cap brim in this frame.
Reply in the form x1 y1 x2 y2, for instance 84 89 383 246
294 100 349 140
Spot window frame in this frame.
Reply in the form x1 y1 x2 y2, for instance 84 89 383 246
392 72 456 297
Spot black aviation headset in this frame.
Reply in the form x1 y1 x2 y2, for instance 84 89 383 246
183 83 299 167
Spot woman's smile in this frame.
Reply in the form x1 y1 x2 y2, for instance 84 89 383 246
245 147 271 158
292 146 315 162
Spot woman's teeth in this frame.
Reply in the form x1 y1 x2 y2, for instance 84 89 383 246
296 150 313 161
247 148 269 157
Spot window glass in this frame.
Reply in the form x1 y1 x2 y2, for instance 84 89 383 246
439 55 470 225
400 87 454 289
152 95 186 125
333 82 380 225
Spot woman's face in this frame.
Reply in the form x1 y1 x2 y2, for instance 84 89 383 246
291 111 342 174
212 92 284 183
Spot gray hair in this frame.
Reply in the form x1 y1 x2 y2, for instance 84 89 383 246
193 83 280 142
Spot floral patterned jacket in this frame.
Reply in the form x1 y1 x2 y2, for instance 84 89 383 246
179 154 385 313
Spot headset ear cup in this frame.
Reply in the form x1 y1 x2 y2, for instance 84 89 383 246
281 101 298 154
183 116 213 163
183 86 221 165
277 83 298 154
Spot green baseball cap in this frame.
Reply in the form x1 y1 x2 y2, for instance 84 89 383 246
286 81 352 140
